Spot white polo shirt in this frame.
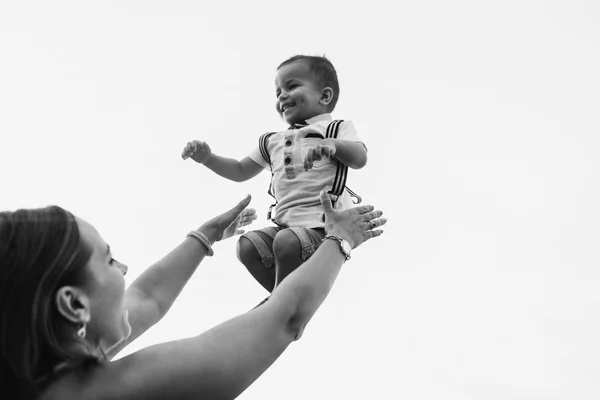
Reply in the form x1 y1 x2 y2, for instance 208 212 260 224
248 113 365 228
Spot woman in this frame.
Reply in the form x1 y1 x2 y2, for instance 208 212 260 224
0 191 386 399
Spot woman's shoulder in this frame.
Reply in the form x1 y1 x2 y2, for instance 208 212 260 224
38 361 130 400
38 352 199 400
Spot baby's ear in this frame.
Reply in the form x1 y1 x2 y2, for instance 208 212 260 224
320 87 334 106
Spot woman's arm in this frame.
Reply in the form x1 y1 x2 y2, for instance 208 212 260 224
106 196 256 358
97 191 386 400
104 242 345 400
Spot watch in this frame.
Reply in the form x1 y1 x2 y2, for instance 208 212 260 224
323 235 352 261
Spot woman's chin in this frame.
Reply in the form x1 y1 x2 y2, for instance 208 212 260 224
105 313 132 353
122 309 132 338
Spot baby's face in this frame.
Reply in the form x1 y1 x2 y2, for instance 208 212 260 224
275 60 328 125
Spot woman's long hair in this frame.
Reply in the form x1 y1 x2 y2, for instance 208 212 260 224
0 206 95 397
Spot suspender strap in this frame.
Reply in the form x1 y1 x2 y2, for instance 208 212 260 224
325 120 348 198
325 120 362 204
259 132 275 168
261 120 363 222
259 132 276 198
259 132 278 220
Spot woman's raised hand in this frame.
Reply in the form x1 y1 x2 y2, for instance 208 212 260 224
199 194 257 242
320 190 386 249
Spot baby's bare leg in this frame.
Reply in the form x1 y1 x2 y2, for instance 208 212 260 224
236 236 276 292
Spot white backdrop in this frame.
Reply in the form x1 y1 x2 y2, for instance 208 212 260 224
1 1 599 399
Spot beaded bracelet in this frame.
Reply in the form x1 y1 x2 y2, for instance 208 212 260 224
186 230 214 256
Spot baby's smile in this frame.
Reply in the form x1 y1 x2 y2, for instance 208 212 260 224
281 102 296 113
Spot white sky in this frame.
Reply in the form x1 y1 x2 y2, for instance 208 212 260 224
1 1 599 399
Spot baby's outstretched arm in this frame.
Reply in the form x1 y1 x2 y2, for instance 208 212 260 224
182 140 263 182
303 138 367 171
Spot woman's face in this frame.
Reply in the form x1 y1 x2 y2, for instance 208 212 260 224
76 218 131 351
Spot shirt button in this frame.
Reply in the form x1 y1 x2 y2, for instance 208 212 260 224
285 140 292 146
284 157 291 165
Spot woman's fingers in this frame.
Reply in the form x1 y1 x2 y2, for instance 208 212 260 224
238 209 257 226
353 204 375 215
319 191 335 214
231 199 255 223
218 196 255 241
368 217 387 230
362 228 384 242
234 194 252 211
225 195 252 225
361 210 384 223
319 197 386 249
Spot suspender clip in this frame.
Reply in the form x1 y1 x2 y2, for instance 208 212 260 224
267 203 276 221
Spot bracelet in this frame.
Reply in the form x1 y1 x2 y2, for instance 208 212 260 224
322 234 352 261
186 230 214 256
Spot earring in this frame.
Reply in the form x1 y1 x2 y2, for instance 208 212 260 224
77 323 87 339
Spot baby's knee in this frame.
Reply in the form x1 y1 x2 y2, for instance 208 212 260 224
236 236 259 264
273 229 301 260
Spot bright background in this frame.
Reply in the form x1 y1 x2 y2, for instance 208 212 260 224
1 1 599 399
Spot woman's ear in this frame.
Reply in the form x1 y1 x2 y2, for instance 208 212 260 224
320 87 334 106
56 286 90 324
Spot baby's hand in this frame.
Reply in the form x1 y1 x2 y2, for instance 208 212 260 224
304 141 336 171
182 140 212 164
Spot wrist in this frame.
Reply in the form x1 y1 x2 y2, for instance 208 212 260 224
322 234 352 261
187 230 214 256
319 240 346 264
323 138 337 152
195 223 220 243
323 229 355 248
202 153 214 166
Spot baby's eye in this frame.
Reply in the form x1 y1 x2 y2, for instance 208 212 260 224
288 83 299 89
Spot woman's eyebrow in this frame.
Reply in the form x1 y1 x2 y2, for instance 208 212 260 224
106 245 111 256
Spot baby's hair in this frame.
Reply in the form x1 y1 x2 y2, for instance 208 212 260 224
278 55 340 112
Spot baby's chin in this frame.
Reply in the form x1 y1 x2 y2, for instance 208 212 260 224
280 109 305 125
280 113 293 124
283 115 307 125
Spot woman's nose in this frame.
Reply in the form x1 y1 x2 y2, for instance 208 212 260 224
118 261 128 276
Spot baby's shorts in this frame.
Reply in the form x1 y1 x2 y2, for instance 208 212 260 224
241 226 326 268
